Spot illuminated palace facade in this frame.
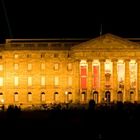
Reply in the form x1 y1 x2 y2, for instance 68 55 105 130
0 33 140 106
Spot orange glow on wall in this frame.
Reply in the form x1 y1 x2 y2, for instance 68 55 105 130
80 66 87 89
93 65 99 89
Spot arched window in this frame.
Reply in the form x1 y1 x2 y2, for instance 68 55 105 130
0 92 4 104
105 91 111 103
68 92 72 102
93 91 98 103
117 91 123 102
28 92 32 102
41 92 45 102
130 91 134 102
54 92 59 102
81 91 86 102
14 92 19 102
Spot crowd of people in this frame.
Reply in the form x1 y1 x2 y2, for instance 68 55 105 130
0 100 139 138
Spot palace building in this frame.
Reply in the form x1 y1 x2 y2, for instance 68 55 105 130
0 33 140 106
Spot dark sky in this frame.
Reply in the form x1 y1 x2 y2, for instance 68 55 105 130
0 0 140 43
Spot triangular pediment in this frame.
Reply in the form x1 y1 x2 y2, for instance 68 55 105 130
72 33 140 51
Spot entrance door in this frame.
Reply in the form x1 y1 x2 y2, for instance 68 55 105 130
93 91 98 104
117 91 123 102
105 91 111 103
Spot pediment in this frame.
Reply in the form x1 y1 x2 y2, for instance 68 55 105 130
71 33 140 51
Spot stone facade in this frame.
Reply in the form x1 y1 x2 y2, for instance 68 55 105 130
0 33 140 107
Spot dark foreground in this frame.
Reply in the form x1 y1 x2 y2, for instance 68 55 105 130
0 101 140 139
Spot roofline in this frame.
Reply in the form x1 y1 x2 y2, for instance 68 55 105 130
6 38 90 43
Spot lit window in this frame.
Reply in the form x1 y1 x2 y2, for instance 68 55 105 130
54 53 58 58
28 92 32 102
54 76 59 86
41 53 45 58
0 64 3 71
68 92 72 102
14 54 18 59
41 63 45 70
27 54 31 58
68 76 72 87
0 93 3 104
54 63 59 70
14 63 19 70
41 92 45 102
81 92 86 102
28 77 32 86
0 77 3 87
41 76 45 86
54 92 59 102
67 63 72 71
28 63 32 70
14 76 19 86
14 92 18 102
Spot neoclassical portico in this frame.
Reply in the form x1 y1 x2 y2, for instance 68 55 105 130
72 34 140 103
74 58 138 103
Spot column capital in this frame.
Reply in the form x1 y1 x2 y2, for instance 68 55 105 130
99 59 106 62
74 59 81 62
87 59 93 63
124 59 130 62
111 58 118 62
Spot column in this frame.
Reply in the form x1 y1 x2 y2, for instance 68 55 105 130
100 59 105 102
112 59 118 102
125 59 130 101
87 59 92 102
137 59 140 102
74 59 80 103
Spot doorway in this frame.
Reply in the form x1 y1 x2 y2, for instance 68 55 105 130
93 91 98 104
117 91 123 102
105 91 111 103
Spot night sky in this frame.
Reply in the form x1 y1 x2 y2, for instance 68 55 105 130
0 0 140 43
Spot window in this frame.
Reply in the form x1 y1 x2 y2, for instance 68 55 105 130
28 77 32 86
0 93 4 104
14 54 18 59
41 53 45 58
0 64 3 71
54 63 59 70
41 63 45 70
28 92 32 102
28 63 32 70
54 76 59 86
27 54 31 58
54 92 59 102
68 76 72 87
14 92 18 102
41 92 45 102
67 63 72 71
0 77 3 87
14 76 19 86
54 53 58 58
0 56 2 59
41 76 45 86
14 63 19 70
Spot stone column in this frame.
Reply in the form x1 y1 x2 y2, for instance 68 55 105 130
87 59 92 102
74 59 80 103
137 59 140 102
112 59 118 102
125 59 130 101
100 59 105 102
